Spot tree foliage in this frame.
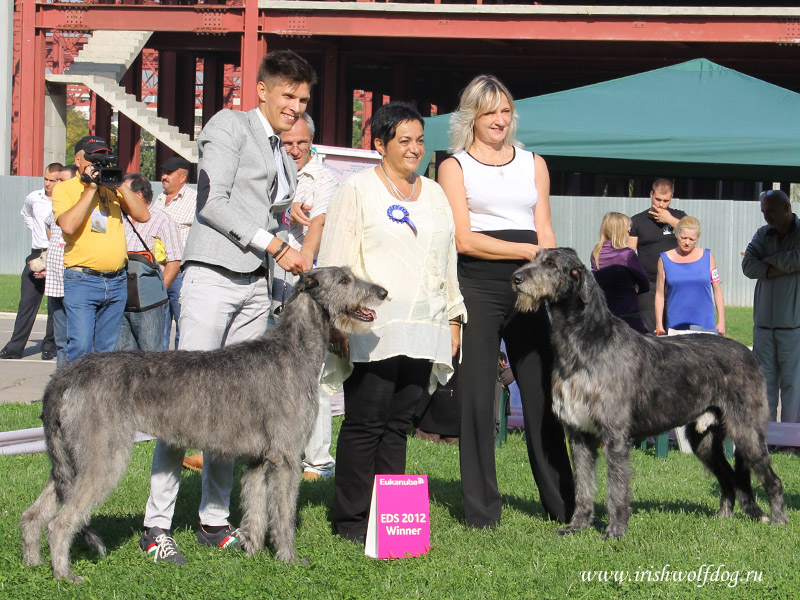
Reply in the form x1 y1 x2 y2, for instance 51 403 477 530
64 108 89 165
139 129 156 181
352 97 363 149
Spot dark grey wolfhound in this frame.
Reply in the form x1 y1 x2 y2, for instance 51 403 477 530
512 248 786 539
20 266 387 583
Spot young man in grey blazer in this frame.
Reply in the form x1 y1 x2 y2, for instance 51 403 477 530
140 50 317 564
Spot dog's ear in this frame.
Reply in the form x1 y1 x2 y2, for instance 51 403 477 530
295 273 320 293
571 266 592 304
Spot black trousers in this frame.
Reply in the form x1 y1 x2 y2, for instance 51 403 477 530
3 249 55 356
333 356 432 540
458 276 575 528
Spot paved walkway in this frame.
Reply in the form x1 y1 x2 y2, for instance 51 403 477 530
0 312 56 405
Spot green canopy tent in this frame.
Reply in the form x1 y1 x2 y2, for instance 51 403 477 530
422 59 800 181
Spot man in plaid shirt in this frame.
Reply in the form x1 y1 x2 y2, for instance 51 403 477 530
151 156 197 349
116 173 182 351
42 165 78 367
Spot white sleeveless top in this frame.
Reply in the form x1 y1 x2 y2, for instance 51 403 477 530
454 148 538 232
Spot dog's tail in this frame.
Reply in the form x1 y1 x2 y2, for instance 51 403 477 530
40 377 77 502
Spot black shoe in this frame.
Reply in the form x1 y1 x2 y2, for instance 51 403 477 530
336 528 367 545
140 527 187 565
0 349 21 360
197 524 240 549
339 532 366 546
41 350 55 360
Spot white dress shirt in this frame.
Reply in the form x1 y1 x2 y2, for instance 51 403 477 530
21 188 52 249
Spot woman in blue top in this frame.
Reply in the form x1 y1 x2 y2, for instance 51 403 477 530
655 216 726 335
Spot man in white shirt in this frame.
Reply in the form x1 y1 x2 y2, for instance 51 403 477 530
1 162 62 360
151 155 196 349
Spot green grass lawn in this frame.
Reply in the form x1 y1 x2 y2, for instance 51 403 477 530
0 274 47 315
0 403 796 599
723 306 753 347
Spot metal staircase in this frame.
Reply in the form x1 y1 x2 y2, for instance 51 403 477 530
45 30 198 164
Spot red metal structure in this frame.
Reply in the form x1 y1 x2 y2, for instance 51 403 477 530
11 0 800 177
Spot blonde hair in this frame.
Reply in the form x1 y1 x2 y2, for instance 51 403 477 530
592 212 632 268
674 215 701 237
447 75 520 154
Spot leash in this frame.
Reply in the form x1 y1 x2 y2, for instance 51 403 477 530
274 269 288 316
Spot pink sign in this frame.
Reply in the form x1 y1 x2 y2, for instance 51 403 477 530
365 474 430 559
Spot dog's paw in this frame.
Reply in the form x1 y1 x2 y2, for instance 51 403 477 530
716 505 734 519
22 551 42 567
557 523 588 536
238 535 260 556
602 525 627 540
54 570 84 585
275 549 297 563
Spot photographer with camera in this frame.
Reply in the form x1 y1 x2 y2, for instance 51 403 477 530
52 135 150 363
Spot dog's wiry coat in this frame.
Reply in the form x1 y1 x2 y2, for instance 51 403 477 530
512 248 786 539
20 266 387 583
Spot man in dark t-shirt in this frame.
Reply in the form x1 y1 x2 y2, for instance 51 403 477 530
628 178 686 333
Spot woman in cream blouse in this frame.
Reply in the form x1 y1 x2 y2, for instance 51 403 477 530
318 101 466 543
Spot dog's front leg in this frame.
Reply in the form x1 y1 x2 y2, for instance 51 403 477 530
602 433 632 539
558 431 597 536
266 456 301 563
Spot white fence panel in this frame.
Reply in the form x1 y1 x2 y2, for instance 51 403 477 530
1 176 43 274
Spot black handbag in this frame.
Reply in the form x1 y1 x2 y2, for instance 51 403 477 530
124 216 168 313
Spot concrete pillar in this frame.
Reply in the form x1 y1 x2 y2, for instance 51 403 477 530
43 82 67 166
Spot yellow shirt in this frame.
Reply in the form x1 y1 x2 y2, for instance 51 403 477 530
52 175 128 271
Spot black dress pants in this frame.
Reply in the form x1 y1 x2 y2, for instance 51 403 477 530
3 249 55 356
334 356 432 540
458 276 575 528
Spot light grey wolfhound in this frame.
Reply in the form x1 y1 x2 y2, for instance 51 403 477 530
20 266 387 583
512 248 786 539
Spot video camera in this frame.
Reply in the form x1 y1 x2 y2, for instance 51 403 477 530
80 141 123 187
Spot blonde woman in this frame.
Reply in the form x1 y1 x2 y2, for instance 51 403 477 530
438 74 574 529
590 212 649 333
655 216 726 336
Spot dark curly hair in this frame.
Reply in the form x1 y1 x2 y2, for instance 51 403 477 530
369 101 424 148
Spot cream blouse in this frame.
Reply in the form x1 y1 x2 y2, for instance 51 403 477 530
317 167 467 392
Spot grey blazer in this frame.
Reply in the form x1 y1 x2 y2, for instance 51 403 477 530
182 108 298 273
